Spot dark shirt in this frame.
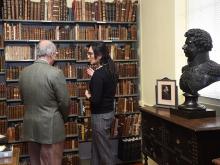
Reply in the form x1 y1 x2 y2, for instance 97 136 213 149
89 66 116 114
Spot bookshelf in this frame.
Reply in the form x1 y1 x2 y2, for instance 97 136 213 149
1 0 140 164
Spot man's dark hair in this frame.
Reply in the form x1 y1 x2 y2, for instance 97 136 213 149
185 28 213 52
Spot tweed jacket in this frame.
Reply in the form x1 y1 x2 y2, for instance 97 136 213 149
19 59 70 144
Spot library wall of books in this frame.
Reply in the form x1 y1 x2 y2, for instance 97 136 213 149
0 0 141 164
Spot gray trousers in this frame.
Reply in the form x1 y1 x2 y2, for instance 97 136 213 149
91 111 115 165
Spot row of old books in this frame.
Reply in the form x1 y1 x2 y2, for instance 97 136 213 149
0 102 6 116
0 53 4 72
81 99 91 116
0 1 2 19
62 154 80 165
0 146 79 165
72 0 138 22
7 105 24 119
109 44 137 60
6 63 139 80
0 101 86 121
13 143 28 156
5 45 33 61
115 97 138 114
57 47 83 60
116 62 138 77
6 122 79 142
0 83 6 98
65 121 78 135
2 61 138 79
116 80 137 95
111 113 141 137
4 44 137 61
3 0 137 23
7 123 23 142
69 100 80 116
0 97 138 118
4 23 137 41
55 64 90 79
6 66 25 80
67 82 89 97
7 85 20 100
118 137 141 161
0 120 7 135
0 34 3 48
78 118 92 141
1 80 138 100
64 139 78 150
3 0 68 21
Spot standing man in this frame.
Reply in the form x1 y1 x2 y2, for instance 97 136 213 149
19 40 69 165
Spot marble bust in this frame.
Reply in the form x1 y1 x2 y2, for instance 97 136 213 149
180 29 220 95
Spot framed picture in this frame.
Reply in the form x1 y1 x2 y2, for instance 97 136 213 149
155 77 178 108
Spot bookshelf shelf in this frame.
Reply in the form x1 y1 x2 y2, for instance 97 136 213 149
66 78 77 81
0 48 4 50
70 96 78 99
6 99 22 103
79 139 92 143
66 134 78 138
76 60 88 63
4 40 138 43
20 155 30 158
77 97 86 100
6 79 19 83
111 135 141 140
64 148 79 153
118 77 139 80
68 114 78 118
8 140 26 144
5 60 34 62
55 59 76 62
78 116 91 119
115 94 139 98
3 19 136 25
0 98 6 101
77 79 90 82
114 59 139 62
115 111 140 116
7 118 23 122
0 116 7 119
0 72 5 75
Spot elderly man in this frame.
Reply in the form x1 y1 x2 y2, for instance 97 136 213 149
19 40 69 165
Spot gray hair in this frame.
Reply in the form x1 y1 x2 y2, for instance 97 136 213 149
36 40 57 57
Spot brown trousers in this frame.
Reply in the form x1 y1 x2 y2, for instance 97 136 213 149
28 141 64 165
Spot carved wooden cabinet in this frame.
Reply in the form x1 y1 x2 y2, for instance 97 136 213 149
140 106 220 165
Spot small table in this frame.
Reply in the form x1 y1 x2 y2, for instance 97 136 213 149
0 148 20 165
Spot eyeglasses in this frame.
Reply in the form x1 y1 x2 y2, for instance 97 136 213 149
87 52 94 56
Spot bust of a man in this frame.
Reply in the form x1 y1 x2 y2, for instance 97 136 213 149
179 29 220 95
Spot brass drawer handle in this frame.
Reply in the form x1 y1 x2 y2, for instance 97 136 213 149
176 139 180 144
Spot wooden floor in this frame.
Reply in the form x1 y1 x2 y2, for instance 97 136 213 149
80 159 143 165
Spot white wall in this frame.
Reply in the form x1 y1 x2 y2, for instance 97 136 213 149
139 0 187 107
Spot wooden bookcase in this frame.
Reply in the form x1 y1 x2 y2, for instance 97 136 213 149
0 0 140 164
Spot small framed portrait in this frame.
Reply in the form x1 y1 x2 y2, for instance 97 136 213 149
155 77 178 108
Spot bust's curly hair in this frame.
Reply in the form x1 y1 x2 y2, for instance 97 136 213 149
185 29 213 51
